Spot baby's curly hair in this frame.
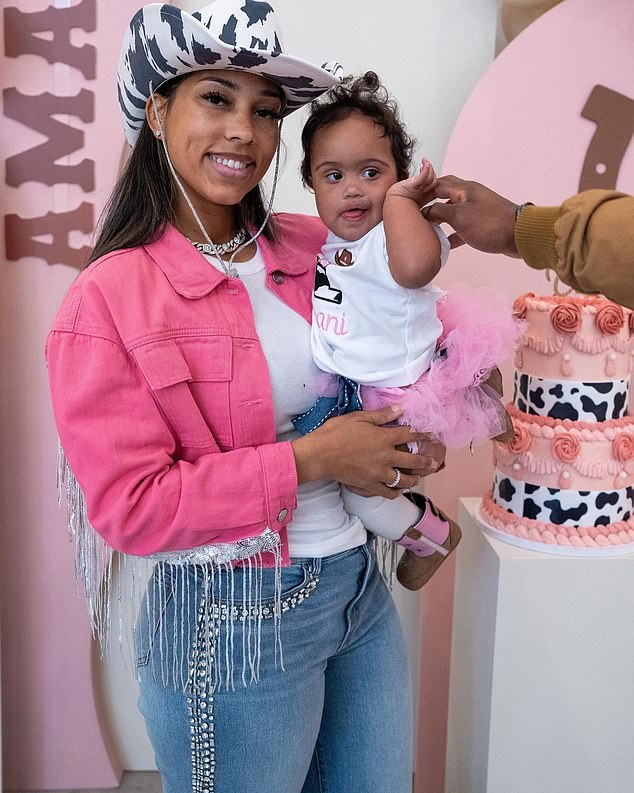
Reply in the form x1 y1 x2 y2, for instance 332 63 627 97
301 71 415 186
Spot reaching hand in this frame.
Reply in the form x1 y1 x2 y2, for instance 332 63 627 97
423 175 521 257
386 159 438 207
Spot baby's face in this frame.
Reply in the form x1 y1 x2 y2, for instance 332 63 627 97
309 112 399 241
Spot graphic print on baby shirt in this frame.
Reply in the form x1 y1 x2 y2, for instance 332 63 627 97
334 248 354 267
313 254 343 304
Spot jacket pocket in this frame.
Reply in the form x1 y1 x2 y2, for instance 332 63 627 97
133 336 233 449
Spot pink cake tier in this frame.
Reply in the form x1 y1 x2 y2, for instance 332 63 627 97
513 293 633 382
494 405 634 491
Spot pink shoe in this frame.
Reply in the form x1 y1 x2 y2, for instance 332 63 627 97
396 496 462 591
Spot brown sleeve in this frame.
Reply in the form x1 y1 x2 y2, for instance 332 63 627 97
514 190 634 309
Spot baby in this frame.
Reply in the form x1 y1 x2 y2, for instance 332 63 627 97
294 72 518 589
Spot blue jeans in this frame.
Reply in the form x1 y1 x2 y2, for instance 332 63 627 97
136 543 413 792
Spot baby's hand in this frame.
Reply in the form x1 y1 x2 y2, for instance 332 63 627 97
386 159 438 206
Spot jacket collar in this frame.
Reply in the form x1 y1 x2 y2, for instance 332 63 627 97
258 231 309 278
145 222 308 299
145 224 224 299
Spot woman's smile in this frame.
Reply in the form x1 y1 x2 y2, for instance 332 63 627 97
209 154 253 171
205 153 256 184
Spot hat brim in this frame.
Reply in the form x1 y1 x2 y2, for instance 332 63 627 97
118 4 338 145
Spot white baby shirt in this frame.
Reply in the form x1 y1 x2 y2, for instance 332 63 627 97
310 221 450 387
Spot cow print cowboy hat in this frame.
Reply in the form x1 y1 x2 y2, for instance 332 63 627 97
118 0 343 145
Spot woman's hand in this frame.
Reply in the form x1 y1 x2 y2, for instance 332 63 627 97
346 434 446 497
291 406 443 499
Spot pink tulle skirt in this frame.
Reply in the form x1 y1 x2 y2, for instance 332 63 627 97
361 283 522 448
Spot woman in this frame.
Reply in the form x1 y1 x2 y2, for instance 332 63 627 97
47 2 445 790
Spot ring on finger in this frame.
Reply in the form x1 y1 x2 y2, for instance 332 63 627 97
385 468 402 489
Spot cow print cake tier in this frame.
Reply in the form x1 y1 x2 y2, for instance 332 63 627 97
480 293 634 554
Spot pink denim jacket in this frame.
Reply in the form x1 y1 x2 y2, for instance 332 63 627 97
46 215 327 561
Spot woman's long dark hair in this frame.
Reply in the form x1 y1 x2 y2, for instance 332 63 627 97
89 76 276 266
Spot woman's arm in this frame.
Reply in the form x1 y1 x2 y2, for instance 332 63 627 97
47 330 299 556
47 332 434 556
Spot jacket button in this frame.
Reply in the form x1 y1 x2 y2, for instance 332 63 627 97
277 508 288 522
271 271 284 285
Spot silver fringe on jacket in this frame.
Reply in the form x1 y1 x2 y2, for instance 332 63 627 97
57 442 395 694
56 442 296 691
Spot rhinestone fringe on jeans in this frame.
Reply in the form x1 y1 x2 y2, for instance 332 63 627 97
136 542 414 793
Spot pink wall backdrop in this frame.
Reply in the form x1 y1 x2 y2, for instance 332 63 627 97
0 1 144 788
417 1 634 791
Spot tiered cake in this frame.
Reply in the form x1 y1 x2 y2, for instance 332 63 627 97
480 293 634 554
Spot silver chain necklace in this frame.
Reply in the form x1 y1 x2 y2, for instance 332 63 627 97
188 227 248 257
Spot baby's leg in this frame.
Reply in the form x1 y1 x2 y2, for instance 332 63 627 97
341 487 420 540
341 488 461 590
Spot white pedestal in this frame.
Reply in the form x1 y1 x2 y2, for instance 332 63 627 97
445 497 634 793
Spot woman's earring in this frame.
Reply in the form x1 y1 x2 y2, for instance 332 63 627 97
155 129 162 139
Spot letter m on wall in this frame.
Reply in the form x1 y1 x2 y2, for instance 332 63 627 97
3 0 96 189
4 88 95 190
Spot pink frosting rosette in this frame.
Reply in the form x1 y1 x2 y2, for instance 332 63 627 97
629 311 634 336
613 433 634 462
595 303 625 335
552 432 581 463
507 424 531 453
550 302 582 334
512 292 534 320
